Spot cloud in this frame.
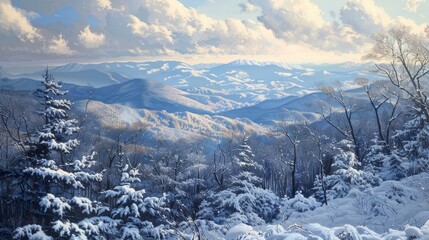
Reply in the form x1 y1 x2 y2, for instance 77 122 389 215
340 0 427 36
0 0 41 42
79 25 106 48
239 2 255 13
128 15 174 47
1 0 428 63
116 0 284 56
249 0 366 52
45 34 74 55
96 0 113 10
406 0 425 12
340 0 391 36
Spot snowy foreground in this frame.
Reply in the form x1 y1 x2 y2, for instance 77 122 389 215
224 173 429 239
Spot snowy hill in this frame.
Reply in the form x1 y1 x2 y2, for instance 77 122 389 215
79 78 213 114
220 89 369 124
74 100 271 146
224 173 429 239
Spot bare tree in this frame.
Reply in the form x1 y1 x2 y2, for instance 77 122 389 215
318 86 361 160
355 78 402 152
304 123 328 205
277 120 301 197
364 26 429 122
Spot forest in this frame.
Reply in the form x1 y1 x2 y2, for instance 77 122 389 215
1 26 429 239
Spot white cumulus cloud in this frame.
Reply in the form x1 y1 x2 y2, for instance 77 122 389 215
249 0 366 52
79 26 106 48
340 0 391 36
46 34 74 55
0 0 41 42
96 0 113 10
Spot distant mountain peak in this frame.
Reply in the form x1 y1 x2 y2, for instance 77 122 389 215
227 59 301 70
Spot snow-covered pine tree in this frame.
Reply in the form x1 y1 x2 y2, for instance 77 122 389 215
232 136 261 172
312 174 327 203
198 135 280 226
392 115 429 176
27 68 79 162
14 68 117 239
365 135 388 177
104 161 171 239
382 149 408 181
324 140 379 200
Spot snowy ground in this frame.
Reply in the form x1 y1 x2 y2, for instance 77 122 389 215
225 173 429 239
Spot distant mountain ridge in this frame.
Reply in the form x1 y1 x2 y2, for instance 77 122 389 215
2 60 381 114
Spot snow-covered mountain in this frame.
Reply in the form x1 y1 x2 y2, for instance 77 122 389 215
74 100 271 146
6 69 129 88
4 60 380 112
220 88 370 125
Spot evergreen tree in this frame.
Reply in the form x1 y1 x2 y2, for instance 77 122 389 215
14 68 116 239
365 136 388 177
393 116 429 175
233 136 261 172
105 161 171 239
382 149 407 180
198 136 280 226
28 68 79 162
323 140 378 200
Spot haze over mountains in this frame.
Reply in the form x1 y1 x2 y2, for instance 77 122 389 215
1 60 381 134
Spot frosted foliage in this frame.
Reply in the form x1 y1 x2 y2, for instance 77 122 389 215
39 194 71 217
25 153 102 189
14 225 52 240
52 221 86 239
120 225 141 240
282 192 320 218
198 172 280 225
120 164 141 183
365 137 387 176
233 136 261 171
105 162 168 239
32 69 79 159
382 151 407 180
225 220 429 240
392 116 429 176
323 140 379 200
71 197 97 215
77 217 119 236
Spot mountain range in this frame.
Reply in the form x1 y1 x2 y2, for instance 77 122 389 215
1 60 384 142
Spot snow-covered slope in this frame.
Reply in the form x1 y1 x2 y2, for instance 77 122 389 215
220 89 369 124
84 78 213 114
74 100 271 146
224 173 429 239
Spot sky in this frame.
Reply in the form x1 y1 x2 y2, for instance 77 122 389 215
0 0 428 66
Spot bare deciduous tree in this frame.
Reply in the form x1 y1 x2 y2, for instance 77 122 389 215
318 86 361 160
364 26 429 122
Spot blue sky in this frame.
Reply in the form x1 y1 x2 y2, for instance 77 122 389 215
0 0 428 65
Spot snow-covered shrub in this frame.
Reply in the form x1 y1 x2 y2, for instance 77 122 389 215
178 219 226 240
256 220 429 240
198 172 281 226
225 223 263 240
281 191 320 219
